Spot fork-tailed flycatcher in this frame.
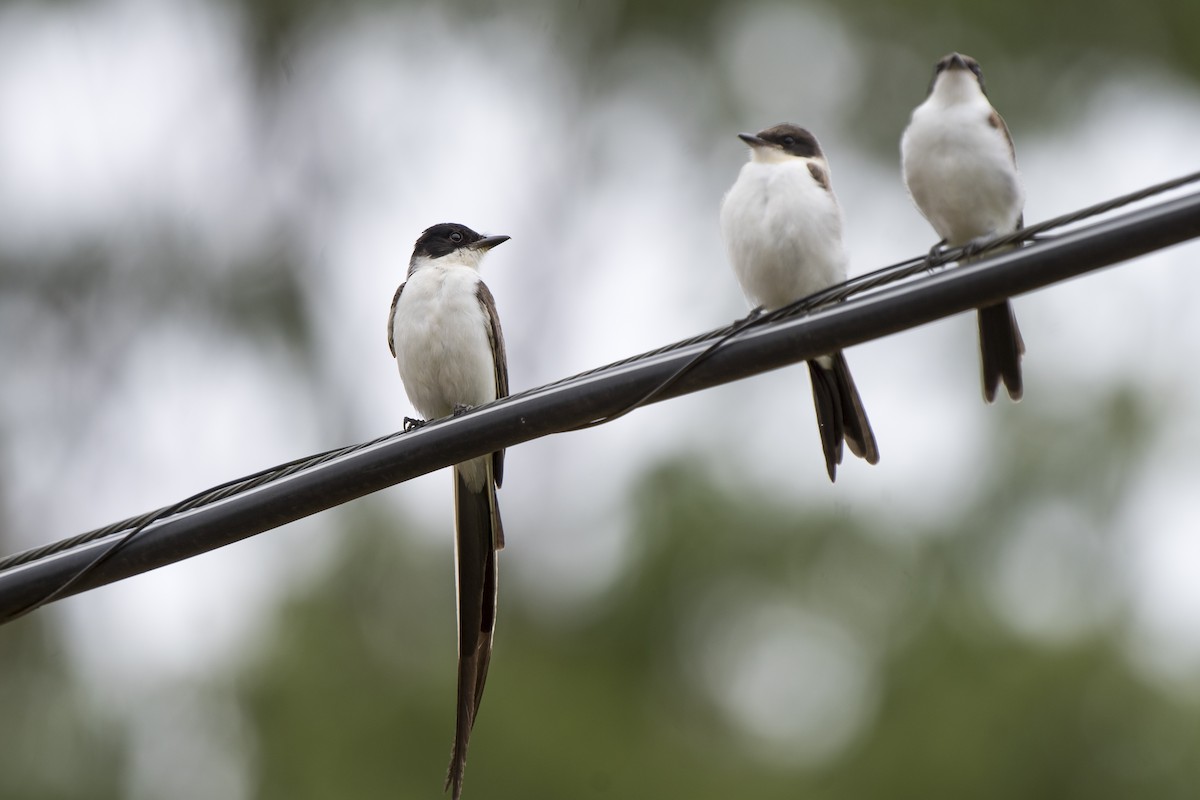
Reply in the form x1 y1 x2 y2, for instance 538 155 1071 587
388 222 510 799
901 51 1026 402
720 124 880 482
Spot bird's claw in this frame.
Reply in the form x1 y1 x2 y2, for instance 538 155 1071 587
925 239 948 270
403 416 427 432
452 403 473 417
961 235 992 259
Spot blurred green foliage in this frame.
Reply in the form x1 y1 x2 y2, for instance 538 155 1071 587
0 619 123 799
224 0 1200 157
233 387 1199 799
230 0 1200 79
3 1 1199 797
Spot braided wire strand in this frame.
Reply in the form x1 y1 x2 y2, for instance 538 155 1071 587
2 169 1197 615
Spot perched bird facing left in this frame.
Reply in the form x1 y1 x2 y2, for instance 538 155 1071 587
720 124 880 482
388 222 510 800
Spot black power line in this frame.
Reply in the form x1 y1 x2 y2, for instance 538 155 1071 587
2 182 1199 623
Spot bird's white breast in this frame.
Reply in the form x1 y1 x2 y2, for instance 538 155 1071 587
901 99 1024 245
392 265 497 422
720 160 848 311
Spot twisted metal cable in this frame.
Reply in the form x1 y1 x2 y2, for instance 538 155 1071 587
5 169 1197 577
0 432 404 575
1 169 1198 621
564 168 1200 427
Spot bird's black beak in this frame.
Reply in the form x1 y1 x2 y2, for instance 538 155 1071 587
738 132 768 148
476 234 511 250
947 52 969 70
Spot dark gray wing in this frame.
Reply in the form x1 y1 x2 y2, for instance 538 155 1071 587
476 280 508 487
807 161 831 192
387 282 405 358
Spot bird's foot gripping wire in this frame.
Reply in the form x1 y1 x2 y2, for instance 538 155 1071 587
403 416 427 432
961 234 994 260
925 239 948 271
452 404 474 417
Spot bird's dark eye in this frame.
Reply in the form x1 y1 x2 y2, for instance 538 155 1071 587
449 231 464 243
782 136 796 147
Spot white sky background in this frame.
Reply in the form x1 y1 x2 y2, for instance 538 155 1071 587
3 0 1200 790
